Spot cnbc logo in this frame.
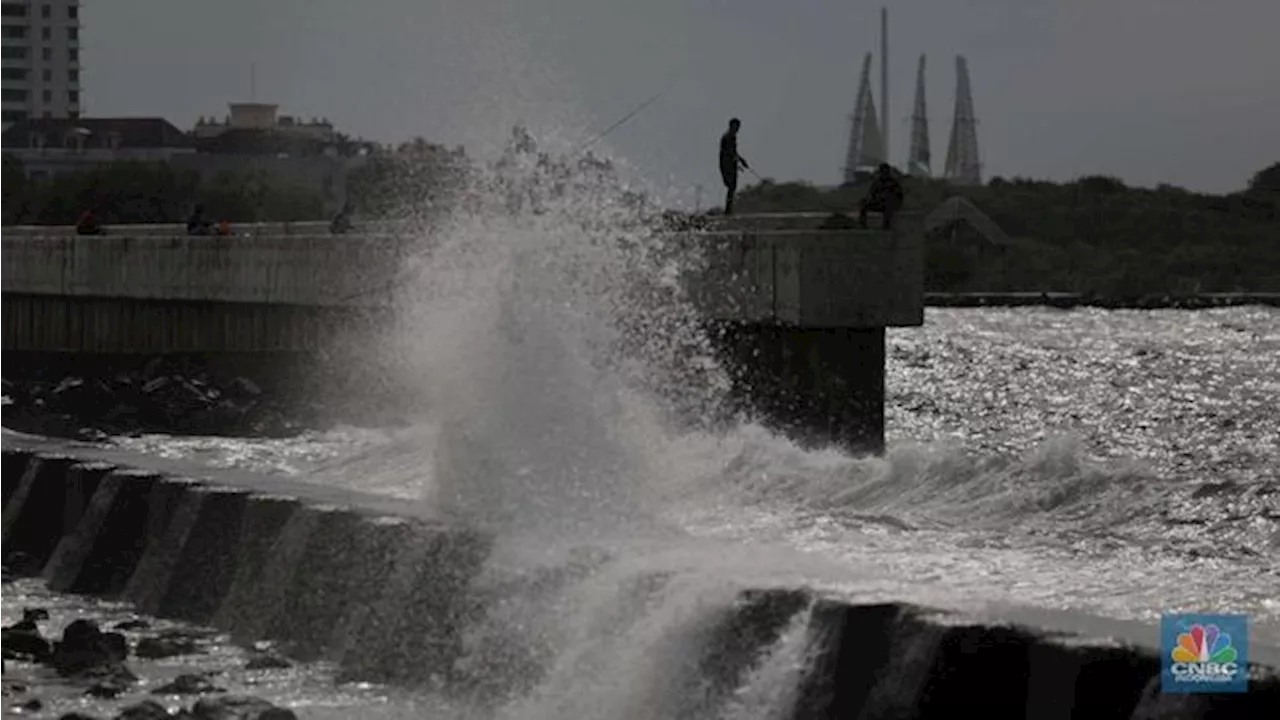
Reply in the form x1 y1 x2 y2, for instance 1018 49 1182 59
1161 613 1248 693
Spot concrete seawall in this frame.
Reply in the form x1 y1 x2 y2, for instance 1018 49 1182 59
2 437 1276 716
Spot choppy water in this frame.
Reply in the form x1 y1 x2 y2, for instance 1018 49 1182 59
113 306 1280 642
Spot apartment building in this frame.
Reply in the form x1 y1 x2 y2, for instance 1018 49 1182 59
1 0 81 127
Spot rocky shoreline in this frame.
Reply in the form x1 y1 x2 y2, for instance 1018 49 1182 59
0 355 405 442
3 572 299 720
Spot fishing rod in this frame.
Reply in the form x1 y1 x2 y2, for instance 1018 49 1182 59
575 59 693 153
577 90 667 152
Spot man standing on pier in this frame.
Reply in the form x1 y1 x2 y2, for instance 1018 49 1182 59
719 118 750 215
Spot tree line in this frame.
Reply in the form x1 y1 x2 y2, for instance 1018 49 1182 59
1 137 474 227
733 162 1280 296
2 156 327 225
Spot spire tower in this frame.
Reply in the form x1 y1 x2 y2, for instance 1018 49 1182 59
880 6 889 168
943 55 982 186
908 54 931 177
842 52 885 185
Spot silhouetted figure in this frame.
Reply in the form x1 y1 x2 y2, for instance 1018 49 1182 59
859 164 905 230
330 201 354 234
719 118 749 215
186 205 212 236
216 219 232 236
75 209 104 235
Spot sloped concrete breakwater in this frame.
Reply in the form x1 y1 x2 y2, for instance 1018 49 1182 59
3 443 1277 717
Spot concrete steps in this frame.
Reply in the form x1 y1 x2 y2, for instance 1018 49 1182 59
2 442 1276 717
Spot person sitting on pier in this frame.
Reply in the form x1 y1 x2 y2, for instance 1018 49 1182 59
75 209 104 236
186 205 212 236
330 201 354 234
859 164 905 230
719 118 750 216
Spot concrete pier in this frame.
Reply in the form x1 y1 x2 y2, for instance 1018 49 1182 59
1 213 922 453
685 212 922 452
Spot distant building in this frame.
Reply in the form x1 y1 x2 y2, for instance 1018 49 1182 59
182 102 370 213
1 116 194 178
193 102 338 146
2 101 370 215
1 0 82 127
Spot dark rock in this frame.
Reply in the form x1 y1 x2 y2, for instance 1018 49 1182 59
243 651 291 670
141 376 215 427
151 673 225 696
195 399 251 433
3 681 29 695
136 631 203 659
77 662 140 686
3 361 320 438
140 357 166 381
114 619 151 631
1191 480 1240 499
86 675 133 699
17 697 43 711
49 377 118 417
49 619 130 677
3 608 52 662
2 551 44 577
116 700 173 720
190 695 297 720
9 608 50 626
59 713 106 720
84 661 139 696
2 628 50 661
229 377 262 398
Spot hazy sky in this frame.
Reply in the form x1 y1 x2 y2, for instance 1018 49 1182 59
85 0 1279 197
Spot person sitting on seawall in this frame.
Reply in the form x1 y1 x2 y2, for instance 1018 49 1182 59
859 163 905 230
75 209 104 235
186 204 213 236
330 201 355 234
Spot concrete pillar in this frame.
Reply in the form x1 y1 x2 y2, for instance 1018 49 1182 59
794 327 885 454
717 323 885 455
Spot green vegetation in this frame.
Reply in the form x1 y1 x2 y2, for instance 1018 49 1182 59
345 138 471 219
2 157 326 225
734 162 1280 295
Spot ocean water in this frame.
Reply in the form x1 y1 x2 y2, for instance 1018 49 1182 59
112 306 1280 642
32 144 1280 717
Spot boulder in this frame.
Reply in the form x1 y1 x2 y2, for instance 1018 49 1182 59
49 619 130 677
136 630 204 659
151 673 225 696
115 700 173 720
190 695 297 720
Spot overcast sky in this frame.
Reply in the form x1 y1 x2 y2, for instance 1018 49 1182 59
85 0 1279 197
